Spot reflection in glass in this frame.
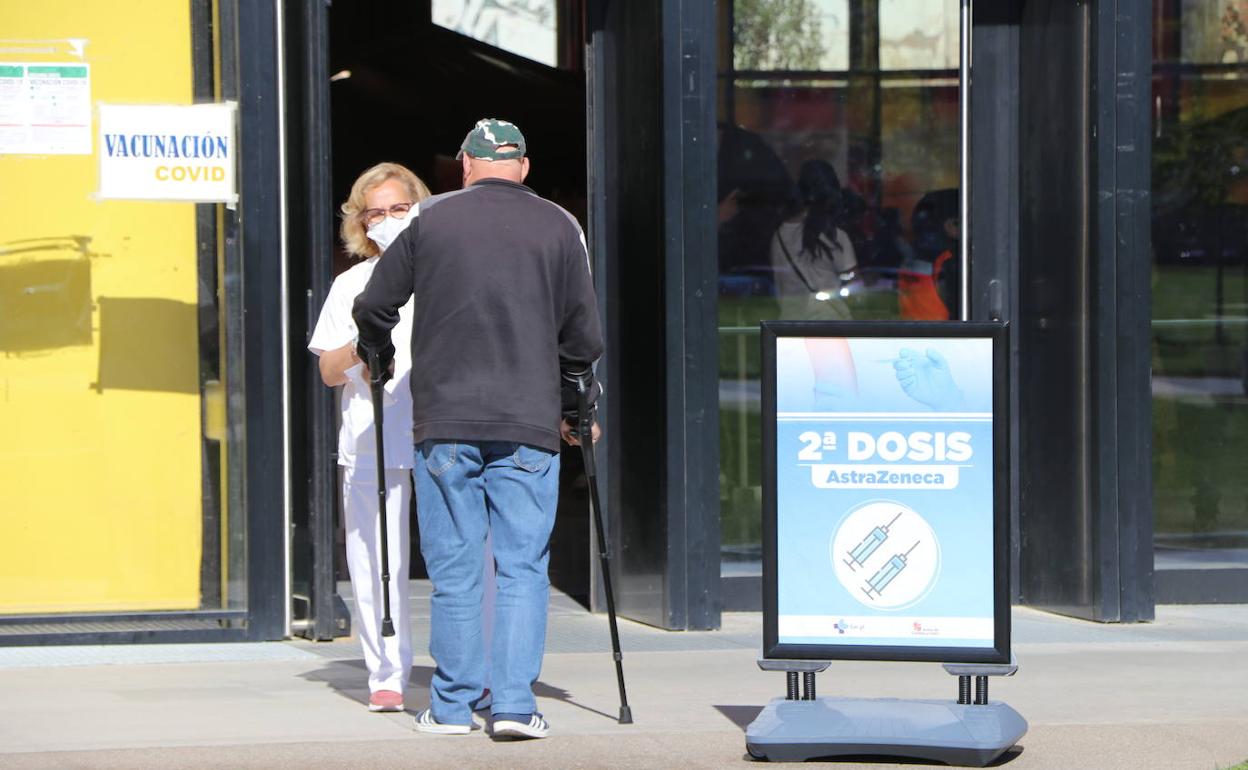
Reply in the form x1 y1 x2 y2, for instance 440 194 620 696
433 0 557 67
769 160 859 321
718 1 960 573
1151 0 1248 566
733 0 850 71
1175 0 1248 64
878 0 959 70
898 188 959 321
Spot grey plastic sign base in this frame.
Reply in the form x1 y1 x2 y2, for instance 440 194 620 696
745 696 1027 766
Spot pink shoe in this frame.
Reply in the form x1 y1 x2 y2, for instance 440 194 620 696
369 690 404 712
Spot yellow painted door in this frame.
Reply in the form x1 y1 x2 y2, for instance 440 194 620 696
0 2 208 613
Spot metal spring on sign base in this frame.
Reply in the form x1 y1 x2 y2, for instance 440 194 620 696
974 675 989 705
958 675 972 705
802 671 816 700
786 671 799 700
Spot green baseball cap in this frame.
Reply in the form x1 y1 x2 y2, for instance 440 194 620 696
456 118 527 161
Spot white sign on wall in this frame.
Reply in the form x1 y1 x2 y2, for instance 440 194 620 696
97 103 237 204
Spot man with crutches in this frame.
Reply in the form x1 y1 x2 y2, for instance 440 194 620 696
354 119 604 739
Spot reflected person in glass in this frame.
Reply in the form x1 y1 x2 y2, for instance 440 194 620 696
768 159 859 320
898 188 959 321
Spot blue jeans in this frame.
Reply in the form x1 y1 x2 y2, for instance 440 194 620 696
414 439 560 725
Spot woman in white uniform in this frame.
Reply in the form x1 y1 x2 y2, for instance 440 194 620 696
308 162 429 712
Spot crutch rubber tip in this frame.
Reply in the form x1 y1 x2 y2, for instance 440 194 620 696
618 706 633 724
381 618 395 637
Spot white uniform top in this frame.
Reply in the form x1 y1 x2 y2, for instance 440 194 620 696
308 256 415 470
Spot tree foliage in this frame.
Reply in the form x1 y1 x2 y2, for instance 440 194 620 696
734 0 826 71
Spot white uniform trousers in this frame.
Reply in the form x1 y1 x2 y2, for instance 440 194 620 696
343 466 413 694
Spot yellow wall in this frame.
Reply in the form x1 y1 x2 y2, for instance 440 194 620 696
0 2 204 612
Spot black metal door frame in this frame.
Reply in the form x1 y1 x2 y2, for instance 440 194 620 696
284 0 343 642
1013 0 1154 622
228 0 289 642
586 0 720 631
584 0 1158 629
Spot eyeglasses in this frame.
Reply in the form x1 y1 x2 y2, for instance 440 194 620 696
360 202 414 226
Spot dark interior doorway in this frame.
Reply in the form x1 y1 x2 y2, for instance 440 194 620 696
326 2 592 605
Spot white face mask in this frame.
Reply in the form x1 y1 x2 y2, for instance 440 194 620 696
366 210 414 253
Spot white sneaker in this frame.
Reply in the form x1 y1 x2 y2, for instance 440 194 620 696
413 709 471 735
492 713 550 739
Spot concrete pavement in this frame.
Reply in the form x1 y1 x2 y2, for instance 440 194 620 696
0 594 1245 769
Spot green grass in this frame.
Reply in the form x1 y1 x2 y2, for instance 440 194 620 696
1153 264 1246 378
1153 264 1246 324
715 288 901 548
718 296 776 381
717 286 903 379
1154 395 1248 538
719 392 1248 543
719 404 763 548
719 393 1248 547
1152 264 1248 540
716 266 1248 546
1220 761 1248 770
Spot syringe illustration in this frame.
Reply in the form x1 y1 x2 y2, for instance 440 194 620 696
862 540 921 599
842 512 904 571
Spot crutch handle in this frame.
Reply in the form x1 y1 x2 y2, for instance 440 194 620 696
359 334 395 385
366 348 390 385
574 373 597 474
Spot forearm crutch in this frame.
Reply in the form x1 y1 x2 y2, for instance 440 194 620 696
367 350 396 638
573 372 632 724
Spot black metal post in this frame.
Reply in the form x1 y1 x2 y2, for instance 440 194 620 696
234 0 287 640
294 0 341 642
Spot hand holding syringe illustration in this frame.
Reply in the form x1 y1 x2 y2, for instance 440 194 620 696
805 341 964 412
887 348 965 411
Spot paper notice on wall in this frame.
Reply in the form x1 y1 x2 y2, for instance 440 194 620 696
0 63 92 155
97 103 237 204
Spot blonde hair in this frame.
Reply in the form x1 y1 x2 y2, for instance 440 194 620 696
340 162 432 258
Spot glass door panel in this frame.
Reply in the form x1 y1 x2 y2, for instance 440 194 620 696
1150 0 1248 568
717 0 963 575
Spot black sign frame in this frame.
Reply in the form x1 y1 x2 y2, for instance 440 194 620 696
761 320 1011 664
